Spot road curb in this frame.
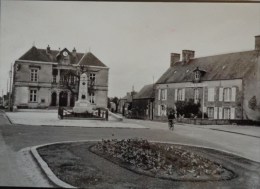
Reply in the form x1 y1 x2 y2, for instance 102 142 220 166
30 145 77 188
0 110 13 124
29 139 260 188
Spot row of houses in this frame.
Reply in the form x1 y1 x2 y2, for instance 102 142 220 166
120 35 260 122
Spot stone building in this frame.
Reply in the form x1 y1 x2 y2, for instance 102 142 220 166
155 35 260 121
12 46 109 109
132 84 155 120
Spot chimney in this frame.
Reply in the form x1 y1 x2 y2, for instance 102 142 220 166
170 53 180 67
255 35 260 50
46 45 51 54
72 47 77 56
182 50 195 63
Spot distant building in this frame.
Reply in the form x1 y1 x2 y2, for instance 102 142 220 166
118 91 137 116
132 84 155 120
12 46 109 109
155 35 260 121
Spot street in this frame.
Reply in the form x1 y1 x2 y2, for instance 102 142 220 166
0 111 260 187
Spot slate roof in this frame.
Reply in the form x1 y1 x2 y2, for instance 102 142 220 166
156 50 259 84
18 46 107 67
78 52 107 67
134 84 155 99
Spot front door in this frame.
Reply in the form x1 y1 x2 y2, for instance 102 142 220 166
59 91 68 107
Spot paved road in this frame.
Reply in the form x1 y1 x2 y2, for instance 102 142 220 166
0 111 260 187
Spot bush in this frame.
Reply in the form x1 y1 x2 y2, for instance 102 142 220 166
175 100 200 118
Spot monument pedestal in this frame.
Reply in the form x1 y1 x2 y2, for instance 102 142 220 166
73 100 94 113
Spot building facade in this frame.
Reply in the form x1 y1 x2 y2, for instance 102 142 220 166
155 35 260 121
132 84 155 120
12 46 109 109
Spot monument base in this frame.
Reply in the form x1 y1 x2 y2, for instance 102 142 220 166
73 100 94 114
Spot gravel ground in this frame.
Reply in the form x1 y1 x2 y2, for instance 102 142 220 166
37 141 260 189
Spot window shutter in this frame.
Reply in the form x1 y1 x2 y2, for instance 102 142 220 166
174 89 178 101
231 108 235 119
214 107 218 119
182 89 185 101
158 89 161 100
165 89 167 100
231 87 236 102
218 107 223 119
158 105 161 116
208 88 215 102
219 87 223 101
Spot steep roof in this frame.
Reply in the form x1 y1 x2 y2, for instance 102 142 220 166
134 84 155 99
18 46 106 66
156 50 259 84
78 52 107 67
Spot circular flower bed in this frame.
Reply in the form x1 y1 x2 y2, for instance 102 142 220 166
90 138 235 181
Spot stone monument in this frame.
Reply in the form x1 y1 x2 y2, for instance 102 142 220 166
73 73 94 113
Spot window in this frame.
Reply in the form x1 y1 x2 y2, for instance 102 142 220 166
89 73 96 85
52 75 56 83
177 88 185 101
224 88 231 102
194 88 199 103
223 108 231 119
29 90 37 102
194 71 200 80
89 92 95 104
207 107 214 119
161 89 167 100
208 88 215 102
158 104 167 116
30 69 38 82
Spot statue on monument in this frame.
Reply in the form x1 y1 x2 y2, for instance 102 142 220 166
73 73 94 113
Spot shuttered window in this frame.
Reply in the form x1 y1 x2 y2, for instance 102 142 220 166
174 89 178 101
214 107 218 119
230 108 235 119
219 107 223 119
208 88 215 102
158 89 161 100
231 87 236 102
219 87 223 101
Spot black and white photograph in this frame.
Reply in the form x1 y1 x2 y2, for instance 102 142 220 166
0 0 260 188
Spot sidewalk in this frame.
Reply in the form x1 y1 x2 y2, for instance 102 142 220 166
5 110 147 129
124 118 260 138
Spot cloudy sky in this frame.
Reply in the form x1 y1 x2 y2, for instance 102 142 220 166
0 1 259 97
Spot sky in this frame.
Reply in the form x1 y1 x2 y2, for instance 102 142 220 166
0 1 260 97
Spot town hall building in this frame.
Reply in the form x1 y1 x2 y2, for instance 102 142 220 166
12 45 109 109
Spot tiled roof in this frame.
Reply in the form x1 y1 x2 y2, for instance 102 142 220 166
134 84 155 99
18 46 105 66
156 50 259 84
78 52 107 67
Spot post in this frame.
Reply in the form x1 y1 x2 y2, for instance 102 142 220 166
8 68 12 111
105 109 109 121
2 90 4 106
202 87 205 119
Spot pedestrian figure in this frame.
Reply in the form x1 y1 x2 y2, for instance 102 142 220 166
168 110 175 130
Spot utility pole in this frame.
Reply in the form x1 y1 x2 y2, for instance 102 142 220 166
2 89 4 106
8 64 12 111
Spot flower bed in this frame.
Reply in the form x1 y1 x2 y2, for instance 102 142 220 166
90 138 235 181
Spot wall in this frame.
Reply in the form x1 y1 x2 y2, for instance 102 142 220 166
154 79 243 121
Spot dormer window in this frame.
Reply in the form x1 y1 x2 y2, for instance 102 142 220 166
193 67 206 83
195 71 200 80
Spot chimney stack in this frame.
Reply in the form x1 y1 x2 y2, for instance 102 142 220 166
182 50 195 63
46 45 51 54
170 53 180 67
72 47 77 56
255 35 260 50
